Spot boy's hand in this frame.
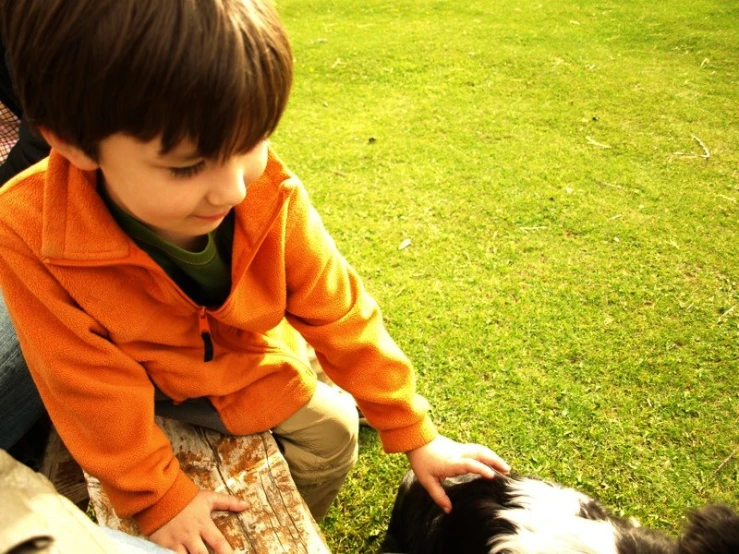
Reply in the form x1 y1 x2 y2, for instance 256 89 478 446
150 491 248 554
406 435 510 514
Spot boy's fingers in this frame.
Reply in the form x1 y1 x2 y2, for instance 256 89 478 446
419 476 452 514
208 492 248 513
201 520 234 554
184 542 209 554
461 444 510 474
181 535 209 554
489 455 510 474
454 458 498 480
476 450 510 474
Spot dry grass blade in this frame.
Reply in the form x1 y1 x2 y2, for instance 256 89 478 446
586 136 613 149
692 134 711 159
714 448 738 475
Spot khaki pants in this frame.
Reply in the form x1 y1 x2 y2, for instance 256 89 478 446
272 381 359 521
155 333 359 521
155 380 359 522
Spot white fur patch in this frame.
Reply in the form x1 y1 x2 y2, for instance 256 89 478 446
506 477 592 515
488 478 619 554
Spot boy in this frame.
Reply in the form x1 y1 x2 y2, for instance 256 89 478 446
0 0 509 552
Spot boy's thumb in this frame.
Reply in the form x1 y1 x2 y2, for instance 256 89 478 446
421 477 452 514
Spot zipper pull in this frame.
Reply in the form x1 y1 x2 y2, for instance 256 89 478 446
198 307 214 362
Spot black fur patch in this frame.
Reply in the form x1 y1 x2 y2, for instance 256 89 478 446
381 470 739 554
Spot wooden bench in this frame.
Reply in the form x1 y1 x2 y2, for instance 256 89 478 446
44 417 330 553
40 425 89 510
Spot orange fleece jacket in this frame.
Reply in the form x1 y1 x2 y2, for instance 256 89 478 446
0 149 438 534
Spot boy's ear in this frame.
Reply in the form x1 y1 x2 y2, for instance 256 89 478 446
38 128 100 171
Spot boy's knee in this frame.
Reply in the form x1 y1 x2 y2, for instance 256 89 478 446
318 391 359 470
276 383 360 479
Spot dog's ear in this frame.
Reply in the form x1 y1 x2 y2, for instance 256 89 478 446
678 504 739 554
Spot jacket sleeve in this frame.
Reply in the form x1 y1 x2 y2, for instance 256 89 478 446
281 180 438 454
0 226 198 535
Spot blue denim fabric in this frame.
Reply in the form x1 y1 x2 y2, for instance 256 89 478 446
0 290 44 449
97 526 176 553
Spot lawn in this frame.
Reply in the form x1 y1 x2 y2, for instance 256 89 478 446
272 0 739 551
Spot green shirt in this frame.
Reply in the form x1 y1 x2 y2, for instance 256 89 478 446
99 185 233 307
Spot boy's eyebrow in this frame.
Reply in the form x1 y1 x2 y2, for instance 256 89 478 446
157 149 203 163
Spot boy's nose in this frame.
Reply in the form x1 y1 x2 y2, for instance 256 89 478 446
206 164 247 207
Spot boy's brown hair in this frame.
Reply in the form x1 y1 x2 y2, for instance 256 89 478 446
1 0 292 160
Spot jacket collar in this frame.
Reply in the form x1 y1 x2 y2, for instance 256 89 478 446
41 151 137 263
40 149 292 268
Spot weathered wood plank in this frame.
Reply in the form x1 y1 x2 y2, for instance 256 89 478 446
86 417 330 553
40 425 89 510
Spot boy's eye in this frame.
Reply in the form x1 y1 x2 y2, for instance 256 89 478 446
169 161 206 179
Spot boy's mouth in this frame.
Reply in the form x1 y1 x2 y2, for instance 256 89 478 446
193 210 230 222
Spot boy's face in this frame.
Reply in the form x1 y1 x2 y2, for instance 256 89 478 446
96 134 269 249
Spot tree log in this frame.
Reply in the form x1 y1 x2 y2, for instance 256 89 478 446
86 417 330 553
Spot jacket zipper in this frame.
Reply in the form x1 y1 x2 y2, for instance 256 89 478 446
45 186 293 364
198 307 214 362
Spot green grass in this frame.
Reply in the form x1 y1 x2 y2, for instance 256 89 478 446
273 0 739 551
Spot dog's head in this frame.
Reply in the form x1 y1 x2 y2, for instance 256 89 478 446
678 504 739 554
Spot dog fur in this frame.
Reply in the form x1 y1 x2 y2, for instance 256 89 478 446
381 470 739 554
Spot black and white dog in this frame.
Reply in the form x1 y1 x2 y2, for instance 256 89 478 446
382 470 739 554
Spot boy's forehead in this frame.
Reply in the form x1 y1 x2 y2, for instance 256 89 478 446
101 133 201 162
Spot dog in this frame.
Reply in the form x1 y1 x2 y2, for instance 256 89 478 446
381 470 739 554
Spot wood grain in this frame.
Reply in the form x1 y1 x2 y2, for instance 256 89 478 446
86 417 330 554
